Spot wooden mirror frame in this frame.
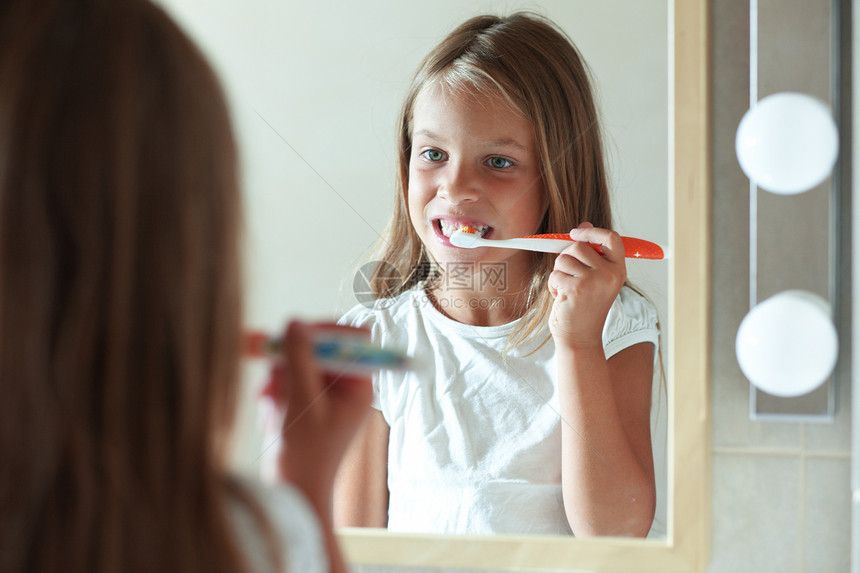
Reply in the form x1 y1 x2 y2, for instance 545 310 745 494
336 1 711 571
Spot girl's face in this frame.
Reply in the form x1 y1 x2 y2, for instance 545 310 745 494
407 84 548 271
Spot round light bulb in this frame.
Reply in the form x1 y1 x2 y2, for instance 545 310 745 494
735 92 838 194
735 290 838 397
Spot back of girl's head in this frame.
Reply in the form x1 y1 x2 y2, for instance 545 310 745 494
377 13 611 344
0 0 246 570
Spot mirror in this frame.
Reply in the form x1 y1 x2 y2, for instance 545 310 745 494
157 0 710 570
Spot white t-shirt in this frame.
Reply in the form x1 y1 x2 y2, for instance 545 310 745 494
340 285 659 536
230 478 327 573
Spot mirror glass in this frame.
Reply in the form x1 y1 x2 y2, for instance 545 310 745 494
154 0 712 570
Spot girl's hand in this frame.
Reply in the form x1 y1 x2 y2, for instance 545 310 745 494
548 222 627 350
267 321 374 508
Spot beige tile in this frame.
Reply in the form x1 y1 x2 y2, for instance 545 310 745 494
804 372 852 453
711 367 803 449
803 458 851 572
707 454 802 573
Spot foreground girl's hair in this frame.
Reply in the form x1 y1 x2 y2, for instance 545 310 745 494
370 12 611 347
0 1 276 571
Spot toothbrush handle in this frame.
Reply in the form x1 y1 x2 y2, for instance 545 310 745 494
522 234 665 260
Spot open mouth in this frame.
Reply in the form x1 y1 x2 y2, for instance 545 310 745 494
435 219 492 239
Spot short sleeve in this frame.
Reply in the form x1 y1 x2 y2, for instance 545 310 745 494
602 286 660 360
338 304 383 410
338 303 377 330
230 479 327 573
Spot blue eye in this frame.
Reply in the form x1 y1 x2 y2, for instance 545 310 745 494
487 156 513 169
421 149 446 162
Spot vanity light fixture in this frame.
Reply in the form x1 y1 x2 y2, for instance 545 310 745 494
734 0 840 403
736 92 839 195
735 290 838 397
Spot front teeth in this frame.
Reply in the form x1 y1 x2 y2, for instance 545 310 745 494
439 221 490 238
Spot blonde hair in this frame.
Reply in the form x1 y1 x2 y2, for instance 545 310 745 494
369 12 612 348
0 0 276 571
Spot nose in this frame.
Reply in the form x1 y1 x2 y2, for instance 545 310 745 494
438 160 479 204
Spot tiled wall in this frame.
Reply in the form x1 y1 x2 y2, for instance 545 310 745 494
351 1 854 572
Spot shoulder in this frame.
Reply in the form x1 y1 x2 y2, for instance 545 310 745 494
338 288 428 339
602 285 660 359
338 300 379 329
229 477 327 573
612 285 659 321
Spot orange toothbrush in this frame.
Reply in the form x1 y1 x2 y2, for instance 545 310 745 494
450 230 666 260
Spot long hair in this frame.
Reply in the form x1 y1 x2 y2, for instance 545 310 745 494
370 12 612 347
0 0 265 571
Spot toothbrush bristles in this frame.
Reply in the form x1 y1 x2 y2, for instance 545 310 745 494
460 225 476 234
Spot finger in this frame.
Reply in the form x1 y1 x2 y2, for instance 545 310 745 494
260 362 286 405
548 269 580 300
547 277 559 298
554 251 592 276
558 241 606 269
569 226 625 262
569 224 613 246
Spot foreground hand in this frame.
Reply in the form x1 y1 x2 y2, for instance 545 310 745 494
268 321 374 505
548 223 627 350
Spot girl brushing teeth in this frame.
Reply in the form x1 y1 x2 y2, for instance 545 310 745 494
337 12 660 538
